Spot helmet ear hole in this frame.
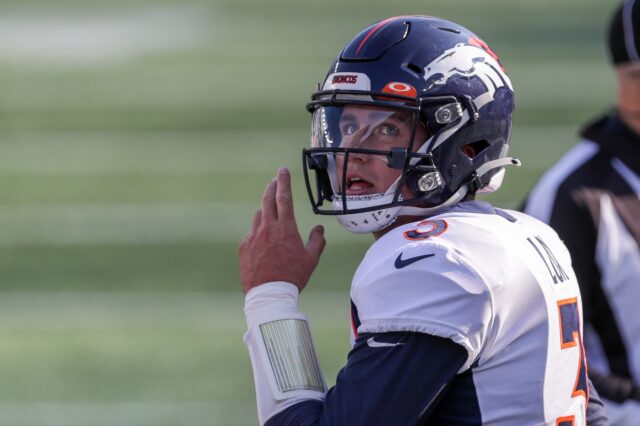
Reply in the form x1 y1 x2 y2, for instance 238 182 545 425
462 140 490 159
461 145 476 159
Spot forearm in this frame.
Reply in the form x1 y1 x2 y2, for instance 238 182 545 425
244 282 327 425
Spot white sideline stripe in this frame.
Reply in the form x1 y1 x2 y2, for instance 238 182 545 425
0 202 363 245
0 203 249 245
0 6 212 66
0 402 254 426
0 130 306 175
612 158 640 196
523 140 599 223
0 291 349 331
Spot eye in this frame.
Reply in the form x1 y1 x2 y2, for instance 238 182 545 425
379 124 400 137
342 123 359 135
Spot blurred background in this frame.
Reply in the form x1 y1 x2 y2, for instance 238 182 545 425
0 0 616 424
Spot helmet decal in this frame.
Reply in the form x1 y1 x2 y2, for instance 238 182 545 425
421 42 513 152
423 42 513 97
382 82 417 97
323 72 371 91
468 37 506 72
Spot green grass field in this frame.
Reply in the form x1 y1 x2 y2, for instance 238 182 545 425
0 0 617 424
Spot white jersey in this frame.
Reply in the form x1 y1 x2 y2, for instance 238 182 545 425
348 201 588 425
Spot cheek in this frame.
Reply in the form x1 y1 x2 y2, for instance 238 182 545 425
413 125 430 147
340 135 354 148
375 163 403 190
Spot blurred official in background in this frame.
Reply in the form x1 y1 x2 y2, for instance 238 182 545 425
523 1 640 424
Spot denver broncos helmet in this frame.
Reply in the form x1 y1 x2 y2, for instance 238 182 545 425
303 15 520 233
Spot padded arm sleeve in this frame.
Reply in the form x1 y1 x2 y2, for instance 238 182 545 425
244 282 327 425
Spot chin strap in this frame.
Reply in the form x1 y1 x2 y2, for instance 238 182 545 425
398 156 521 217
468 157 521 192
478 156 521 174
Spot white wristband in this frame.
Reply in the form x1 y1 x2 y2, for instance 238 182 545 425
243 282 326 424
244 281 300 327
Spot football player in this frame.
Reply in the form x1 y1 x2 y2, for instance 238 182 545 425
239 15 609 425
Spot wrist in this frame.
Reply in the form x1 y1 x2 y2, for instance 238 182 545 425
244 281 300 327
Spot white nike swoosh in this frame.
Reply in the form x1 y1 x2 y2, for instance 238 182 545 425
367 337 405 348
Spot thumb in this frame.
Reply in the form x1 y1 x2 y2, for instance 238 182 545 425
305 225 326 260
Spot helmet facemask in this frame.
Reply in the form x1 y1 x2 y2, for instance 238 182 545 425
303 92 461 233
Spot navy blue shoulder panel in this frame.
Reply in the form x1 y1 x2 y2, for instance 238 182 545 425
266 332 474 426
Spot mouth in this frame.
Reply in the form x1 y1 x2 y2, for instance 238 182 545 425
345 174 375 195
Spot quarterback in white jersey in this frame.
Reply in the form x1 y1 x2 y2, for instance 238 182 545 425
239 16 609 425
350 203 587 424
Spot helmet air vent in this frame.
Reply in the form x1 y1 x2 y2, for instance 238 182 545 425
404 62 423 77
436 26 460 34
342 18 411 61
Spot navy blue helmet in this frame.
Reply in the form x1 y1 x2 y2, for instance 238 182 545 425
303 15 519 233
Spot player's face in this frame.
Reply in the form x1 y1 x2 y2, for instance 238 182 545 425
335 105 429 196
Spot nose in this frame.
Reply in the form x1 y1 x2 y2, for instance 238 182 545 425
336 150 369 174
348 150 370 163
342 127 373 163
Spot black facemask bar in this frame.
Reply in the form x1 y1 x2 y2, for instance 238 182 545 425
302 147 438 215
307 89 422 112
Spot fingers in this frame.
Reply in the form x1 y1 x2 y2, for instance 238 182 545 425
276 167 295 222
261 168 294 222
305 225 326 261
251 209 262 231
261 178 277 221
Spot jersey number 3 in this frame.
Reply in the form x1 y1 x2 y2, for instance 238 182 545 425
528 236 588 424
556 298 588 425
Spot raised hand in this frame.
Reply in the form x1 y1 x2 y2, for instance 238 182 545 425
238 167 326 294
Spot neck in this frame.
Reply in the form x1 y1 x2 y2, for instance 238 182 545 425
372 194 477 240
372 215 418 240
